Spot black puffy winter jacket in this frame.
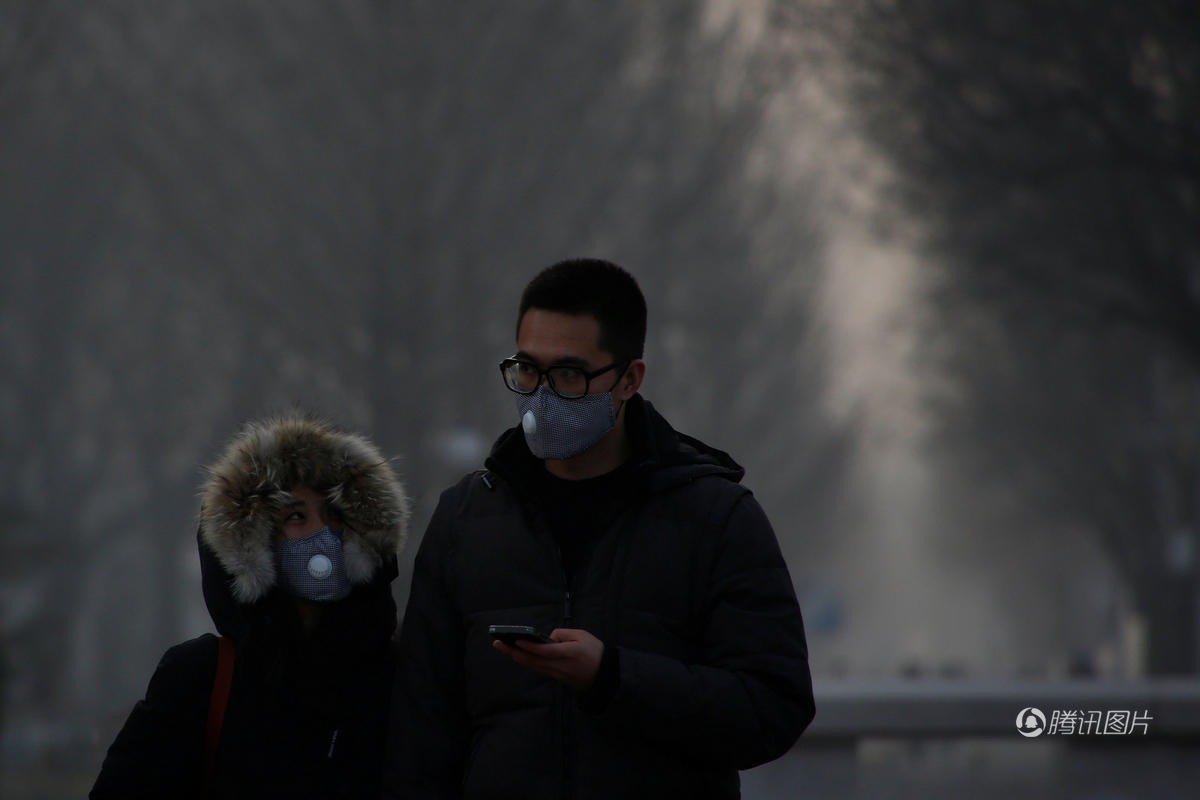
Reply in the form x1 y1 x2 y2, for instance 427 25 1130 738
385 395 814 799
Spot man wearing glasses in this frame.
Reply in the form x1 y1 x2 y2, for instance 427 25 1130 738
385 259 814 799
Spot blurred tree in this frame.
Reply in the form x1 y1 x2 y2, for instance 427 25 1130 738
801 0 1200 672
2 0 840 742
0 0 387 713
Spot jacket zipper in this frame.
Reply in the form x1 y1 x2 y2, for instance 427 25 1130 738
326 727 339 759
321 726 340 796
556 546 574 800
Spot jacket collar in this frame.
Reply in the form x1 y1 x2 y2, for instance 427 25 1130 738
485 393 744 497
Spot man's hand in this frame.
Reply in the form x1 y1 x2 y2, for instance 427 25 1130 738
492 628 604 690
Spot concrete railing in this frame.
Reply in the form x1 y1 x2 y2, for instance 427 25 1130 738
804 678 1200 740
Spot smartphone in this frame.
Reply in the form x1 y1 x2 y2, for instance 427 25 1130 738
488 624 556 646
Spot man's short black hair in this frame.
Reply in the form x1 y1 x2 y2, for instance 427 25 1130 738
517 258 647 360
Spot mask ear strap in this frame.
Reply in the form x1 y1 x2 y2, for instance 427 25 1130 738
611 360 635 418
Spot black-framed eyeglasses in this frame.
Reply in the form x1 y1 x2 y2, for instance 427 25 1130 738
499 357 629 399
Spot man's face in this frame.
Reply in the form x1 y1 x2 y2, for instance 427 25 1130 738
515 309 619 393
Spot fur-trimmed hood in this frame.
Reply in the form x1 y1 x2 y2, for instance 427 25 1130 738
199 414 410 604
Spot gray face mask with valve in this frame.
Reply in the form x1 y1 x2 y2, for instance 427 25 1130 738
515 385 617 460
272 526 352 602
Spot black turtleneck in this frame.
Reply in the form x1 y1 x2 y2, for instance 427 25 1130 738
536 459 638 585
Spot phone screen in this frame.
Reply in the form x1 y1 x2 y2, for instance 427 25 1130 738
488 624 556 645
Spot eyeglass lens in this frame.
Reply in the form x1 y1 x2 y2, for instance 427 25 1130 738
502 360 588 398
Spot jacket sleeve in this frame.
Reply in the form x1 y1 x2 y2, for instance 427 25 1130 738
590 492 815 769
90 635 216 800
381 492 467 799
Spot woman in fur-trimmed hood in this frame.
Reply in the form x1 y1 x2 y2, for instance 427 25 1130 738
93 413 410 800
198 414 409 621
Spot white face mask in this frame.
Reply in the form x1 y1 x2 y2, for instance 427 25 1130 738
515 386 617 460
271 526 351 602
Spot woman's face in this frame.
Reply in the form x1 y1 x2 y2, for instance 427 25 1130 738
277 485 332 540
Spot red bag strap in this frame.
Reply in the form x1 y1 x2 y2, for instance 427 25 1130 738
204 636 235 794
